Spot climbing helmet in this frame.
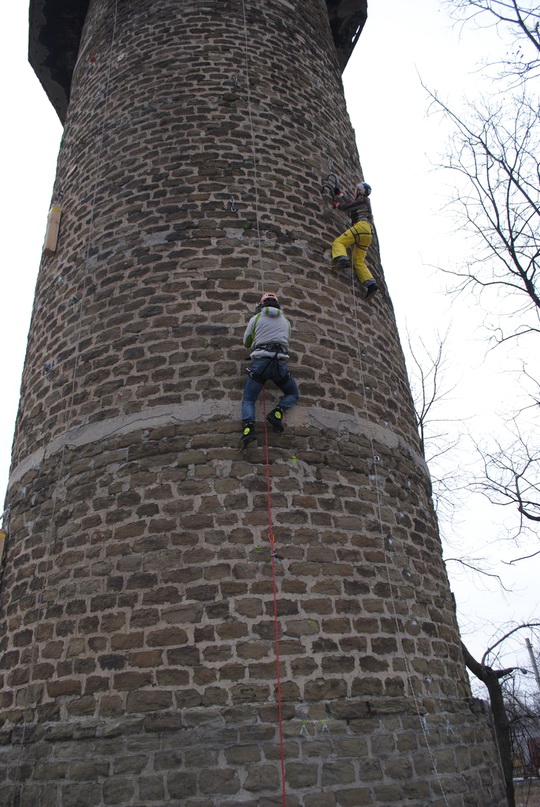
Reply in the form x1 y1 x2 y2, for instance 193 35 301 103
355 181 372 197
256 292 281 311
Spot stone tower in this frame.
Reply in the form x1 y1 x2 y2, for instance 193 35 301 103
0 1 506 805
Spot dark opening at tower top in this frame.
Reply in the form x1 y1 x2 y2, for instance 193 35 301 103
29 0 368 122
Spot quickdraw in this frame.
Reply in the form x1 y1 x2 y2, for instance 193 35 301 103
321 171 340 198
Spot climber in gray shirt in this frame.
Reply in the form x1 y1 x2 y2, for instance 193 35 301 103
241 292 299 445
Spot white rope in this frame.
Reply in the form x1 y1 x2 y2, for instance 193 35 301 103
347 253 452 806
240 0 264 278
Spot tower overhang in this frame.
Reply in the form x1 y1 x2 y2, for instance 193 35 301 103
28 0 367 123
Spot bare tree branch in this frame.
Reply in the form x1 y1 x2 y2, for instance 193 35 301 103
471 422 540 537
447 0 540 83
424 87 540 348
444 557 512 589
461 624 540 807
481 621 540 665
507 547 540 562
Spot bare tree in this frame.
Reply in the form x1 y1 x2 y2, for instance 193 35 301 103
425 88 540 346
428 89 540 540
405 332 521 589
461 623 540 807
473 422 540 542
405 331 466 524
503 675 540 779
446 0 540 83
407 331 456 456
419 0 540 543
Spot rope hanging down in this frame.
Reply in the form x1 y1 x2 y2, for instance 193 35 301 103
239 0 287 802
240 0 264 276
262 387 287 807
347 269 452 805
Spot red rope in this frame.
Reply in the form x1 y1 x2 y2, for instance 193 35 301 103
261 387 287 807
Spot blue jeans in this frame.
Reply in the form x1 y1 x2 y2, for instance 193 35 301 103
241 358 299 423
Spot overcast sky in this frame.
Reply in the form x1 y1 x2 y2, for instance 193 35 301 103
1 0 538 687
347 0 539 682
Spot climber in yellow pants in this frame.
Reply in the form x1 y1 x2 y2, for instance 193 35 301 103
331 181 378 300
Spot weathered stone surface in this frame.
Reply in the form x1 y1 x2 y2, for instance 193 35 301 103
0 0 507 805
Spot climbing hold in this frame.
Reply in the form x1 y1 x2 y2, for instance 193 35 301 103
43 205 62 257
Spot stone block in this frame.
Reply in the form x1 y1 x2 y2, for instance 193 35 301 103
113 671 152 691
47 679 81 697
285 762 319 788
198 768 241 795
126 691 173 712
147 627 188 647
335 787 373 806
304 793 337 807
113 755 147 775
139 776 166 801
243 764 281 792
103 777 136 804
70 760 110 780
224 745 262 765
167 771 198 799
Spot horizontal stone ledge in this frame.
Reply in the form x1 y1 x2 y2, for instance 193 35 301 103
8 403 429 490
2 697 482 746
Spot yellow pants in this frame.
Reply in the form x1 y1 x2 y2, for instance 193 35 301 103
331 221 373 284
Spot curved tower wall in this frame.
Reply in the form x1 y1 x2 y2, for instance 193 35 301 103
0 0 506 805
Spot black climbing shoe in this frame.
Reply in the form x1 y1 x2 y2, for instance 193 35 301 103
332 256 351 270
241 421 256 446
364 280 378 300
266 406 285 433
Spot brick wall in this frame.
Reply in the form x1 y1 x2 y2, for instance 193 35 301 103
0 0 507 804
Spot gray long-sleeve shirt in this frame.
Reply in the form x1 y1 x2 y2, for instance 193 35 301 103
243 306 291 359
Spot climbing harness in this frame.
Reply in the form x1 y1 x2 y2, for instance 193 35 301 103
254 342 286 353
246 347 291 389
